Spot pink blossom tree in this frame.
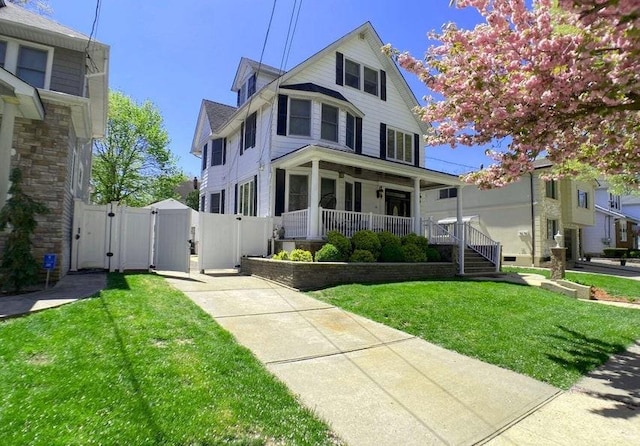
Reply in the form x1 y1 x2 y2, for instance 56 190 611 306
384 0 639 189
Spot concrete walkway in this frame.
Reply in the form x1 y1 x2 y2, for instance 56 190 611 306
160 271 560 446
0 272 106 318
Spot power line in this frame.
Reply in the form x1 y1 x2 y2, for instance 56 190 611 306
84 0 101 72
426 156 477 170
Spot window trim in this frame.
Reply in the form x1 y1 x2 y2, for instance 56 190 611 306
0 37 53 89
386 127 414 164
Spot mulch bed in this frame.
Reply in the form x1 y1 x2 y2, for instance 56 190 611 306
590 287 639 305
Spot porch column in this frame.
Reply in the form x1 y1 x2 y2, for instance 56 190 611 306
456 185 464 275
0 98 18 206
413 177 421 235
308 158 320 239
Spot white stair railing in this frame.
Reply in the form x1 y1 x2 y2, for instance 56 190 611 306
465 224 501 271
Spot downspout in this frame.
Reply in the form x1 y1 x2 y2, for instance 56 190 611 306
529 172 536 266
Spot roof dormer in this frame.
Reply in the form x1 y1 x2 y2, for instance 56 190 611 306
232 57 283 107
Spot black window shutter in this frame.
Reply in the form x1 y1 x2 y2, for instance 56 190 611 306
277 95 288 136
223 138 227 165
234 183 238 214
336 52 344 86
275 168 286 216
240 122 244 155
379 123 387 160
414 133 420 167
237 90 241 106
201 143 208 171
354 182 362 212
253 175 258 216
380 70 387 101
221 190 225 214
355 117 363 154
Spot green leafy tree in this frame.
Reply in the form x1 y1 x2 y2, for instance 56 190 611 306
92 91 185 206
185 190 200 211
0 169 49 292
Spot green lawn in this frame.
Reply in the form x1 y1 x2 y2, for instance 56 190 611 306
311 280 640 389
0 274 341 446
503 266 640 302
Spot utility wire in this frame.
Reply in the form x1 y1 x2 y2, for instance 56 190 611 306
84 0 101 72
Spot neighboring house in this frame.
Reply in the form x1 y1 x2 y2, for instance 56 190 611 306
191 22 462 243
582 183 639 254
422 160 596 266
0 1 109 279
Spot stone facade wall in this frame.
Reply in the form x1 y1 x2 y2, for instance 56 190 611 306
241 257 457 291
0 100 74 282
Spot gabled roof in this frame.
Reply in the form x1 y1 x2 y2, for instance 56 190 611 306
203 99 236 133
595 204 640 223
231 57 284 92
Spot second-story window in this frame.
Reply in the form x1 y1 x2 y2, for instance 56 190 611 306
247 74 256 97
321 104 338 142
609 193 621 210
387 128 413 164
289 99 311 136
244 112 257 149
211 138 225 166
577 190 588 208
545 180 557 199
17 46 47 88
344 59 360 89
363 66 378 96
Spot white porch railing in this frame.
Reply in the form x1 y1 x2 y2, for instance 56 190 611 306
281 208 308 238
320 208 413 238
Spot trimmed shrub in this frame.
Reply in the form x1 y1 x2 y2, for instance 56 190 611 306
425 247 441 262
290 249 313 262
351 230 382 259
603 248 628 258
377 231 401 250
401 233 429 251
349 249 376 263
314 244 343 262
272 250 289 260
402 243 427 262
327 230 351 260
379 244 406 262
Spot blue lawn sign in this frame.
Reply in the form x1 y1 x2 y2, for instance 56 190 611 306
43 254 57 270
43 254 56 289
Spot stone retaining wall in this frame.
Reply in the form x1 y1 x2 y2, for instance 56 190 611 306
241 257 457 290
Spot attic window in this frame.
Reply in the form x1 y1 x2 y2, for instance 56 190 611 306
363 66 378 96
344 59 360 89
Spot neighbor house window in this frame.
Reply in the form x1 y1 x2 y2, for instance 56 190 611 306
344 59 360 89
210 192 223 214
545 180 557 199
17 46 47 88
321 104 338 142
239 180 256 216
386 128 413 163
547 219 558 239
288 174 308 211
609 193 621 210
577 190 588 208
439 187 458 199
0 41 6 67
244 112 257 150
289 99 311 136
363 66 378 96
620 222 628 242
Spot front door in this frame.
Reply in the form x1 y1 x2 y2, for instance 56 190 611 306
385 189 410 217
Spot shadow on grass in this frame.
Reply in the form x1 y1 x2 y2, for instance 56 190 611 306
547 326 640 419
98 290 166 442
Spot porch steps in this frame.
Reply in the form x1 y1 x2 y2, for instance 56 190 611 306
462 249 498 275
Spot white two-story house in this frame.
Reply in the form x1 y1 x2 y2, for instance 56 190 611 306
191 22 463 242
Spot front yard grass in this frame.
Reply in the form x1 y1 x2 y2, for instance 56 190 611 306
0 273 340 446
311 280 640 389
503 266 640 302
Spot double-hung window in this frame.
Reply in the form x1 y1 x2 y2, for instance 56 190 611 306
344 59 360 89
386 128 413 163
545 180 557 199
17 46 47 88
321 104 338 142
363 66 378 96
289 99 311 136
210 138 225 166
210 192 223 214
244 112 257 150
288 174 308 211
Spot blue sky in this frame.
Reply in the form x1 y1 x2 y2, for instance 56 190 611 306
50 0 491 178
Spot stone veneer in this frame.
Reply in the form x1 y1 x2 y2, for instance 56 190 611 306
241 257 457 291
0 100 75 282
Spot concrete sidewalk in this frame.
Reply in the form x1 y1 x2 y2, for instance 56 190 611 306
0 272 106 318
161 271 561 446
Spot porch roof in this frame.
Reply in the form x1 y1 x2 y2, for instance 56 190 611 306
0 67 45 120
271 144 462 190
